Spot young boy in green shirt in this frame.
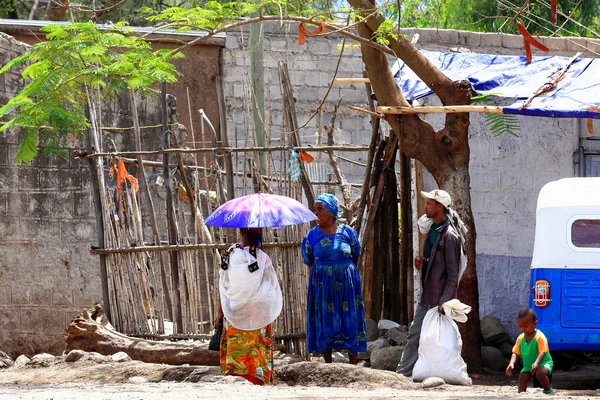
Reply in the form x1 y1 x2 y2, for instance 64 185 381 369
506 308 554 394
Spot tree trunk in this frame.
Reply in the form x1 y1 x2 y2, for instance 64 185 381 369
349 0 483 372
65 305 219 366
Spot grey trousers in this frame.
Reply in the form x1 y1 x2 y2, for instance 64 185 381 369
396 303 437 376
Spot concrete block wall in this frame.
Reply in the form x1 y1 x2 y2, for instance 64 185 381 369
221 22 374 198
0 33 102 358
0 32 163 357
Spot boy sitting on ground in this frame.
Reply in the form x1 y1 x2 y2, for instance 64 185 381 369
506 307 554 394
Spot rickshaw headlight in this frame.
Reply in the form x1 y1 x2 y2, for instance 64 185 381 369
533 280 551 308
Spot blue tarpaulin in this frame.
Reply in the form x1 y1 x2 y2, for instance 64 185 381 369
393 50 600 119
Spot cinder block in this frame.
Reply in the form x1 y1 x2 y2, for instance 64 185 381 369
0 285 11 305
308 40 333 56
52 289 74 307
39 169 60 190
458 31 481 47
61 220 94 243
566 37 588 53
17 167 38 190
73 191 92 217
479 33 502 48
0 308 19 331
225 34 239 49
586 38 600 56
296 87 319 102
0 215 18 238
0 144 8 166
27 193 54 217
542 36 567 53
501 33 523 50
500 170 533 192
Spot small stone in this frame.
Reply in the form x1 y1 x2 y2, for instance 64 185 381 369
15 355 30 367
367 337 391 353
500 342 513 359
31 353 56 366
481 346 508 372
65 350 86 363
0 351 14 369
332 351 349 363
366 319 379 342
128 376 149 384
422 377 446 388
377 319 400 330
385 327 409 346
111 352 131 362
370 346 404 371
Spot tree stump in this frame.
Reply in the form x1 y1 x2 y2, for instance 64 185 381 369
65 304 219 366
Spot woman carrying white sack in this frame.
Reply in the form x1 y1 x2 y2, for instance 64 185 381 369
396 189 469 381
217 228 283 385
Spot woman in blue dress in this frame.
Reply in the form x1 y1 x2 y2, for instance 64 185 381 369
301 193 367 364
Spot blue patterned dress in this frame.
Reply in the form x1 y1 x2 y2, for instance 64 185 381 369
302 224 367 354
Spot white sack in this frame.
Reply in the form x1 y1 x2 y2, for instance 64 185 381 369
412 300 472 386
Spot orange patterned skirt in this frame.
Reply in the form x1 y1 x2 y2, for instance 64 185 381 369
220 321 273 385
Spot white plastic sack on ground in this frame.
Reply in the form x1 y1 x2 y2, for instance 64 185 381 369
378 319 400 330
412 299 472 386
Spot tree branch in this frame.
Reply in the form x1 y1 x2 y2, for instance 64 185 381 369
347 0 468 106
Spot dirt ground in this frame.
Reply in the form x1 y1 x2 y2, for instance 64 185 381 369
1 355 599 399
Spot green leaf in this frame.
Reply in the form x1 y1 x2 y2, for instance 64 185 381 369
14 129 39 165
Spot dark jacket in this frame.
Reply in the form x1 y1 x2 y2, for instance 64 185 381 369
421 219 461 306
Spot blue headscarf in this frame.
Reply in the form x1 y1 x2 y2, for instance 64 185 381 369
315 193 339 217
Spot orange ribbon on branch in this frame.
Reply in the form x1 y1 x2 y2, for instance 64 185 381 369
109 158 139 195
298 20 327 46
516 20 549 64
551 0 557 25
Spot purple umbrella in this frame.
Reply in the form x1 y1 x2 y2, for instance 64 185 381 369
204 193 317 228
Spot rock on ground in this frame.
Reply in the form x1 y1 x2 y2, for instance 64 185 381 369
481 346 508 372
275 361 414 389
0 351 14 368
385 327 409 346
499 342 513 359
65 350 86 363
111 352 132 363
14 355 30 367
367 337 391 353
332 351 349 363
422 377 446 388
480 315 511 346
366 319 379 342
31 353 56 367
370 346 404 371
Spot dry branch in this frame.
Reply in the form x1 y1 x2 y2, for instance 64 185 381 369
65 305 219 366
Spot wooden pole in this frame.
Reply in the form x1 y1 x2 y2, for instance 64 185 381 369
216 76 235 201
162 84 183 333
278 61 316 208
85 122 111 323
398 147 413 326
250 21 268 175
377 105 504 115
129 90 174 324
355 70 381 235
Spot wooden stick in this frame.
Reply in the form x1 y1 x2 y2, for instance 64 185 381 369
377 105 504 115
90 241 302 255
348 105 385 119
333 77 370 83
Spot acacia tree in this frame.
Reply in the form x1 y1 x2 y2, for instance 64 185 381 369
1 0 486 369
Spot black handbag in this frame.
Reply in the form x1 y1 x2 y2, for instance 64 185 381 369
208 318 223 351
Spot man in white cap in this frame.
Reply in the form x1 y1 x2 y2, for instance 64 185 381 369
396 189 461 377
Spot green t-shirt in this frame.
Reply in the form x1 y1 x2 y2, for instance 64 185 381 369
513 330 554 373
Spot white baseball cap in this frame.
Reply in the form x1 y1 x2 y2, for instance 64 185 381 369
421 189 452 208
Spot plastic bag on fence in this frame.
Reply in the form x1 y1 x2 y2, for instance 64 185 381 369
412 299 472 386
